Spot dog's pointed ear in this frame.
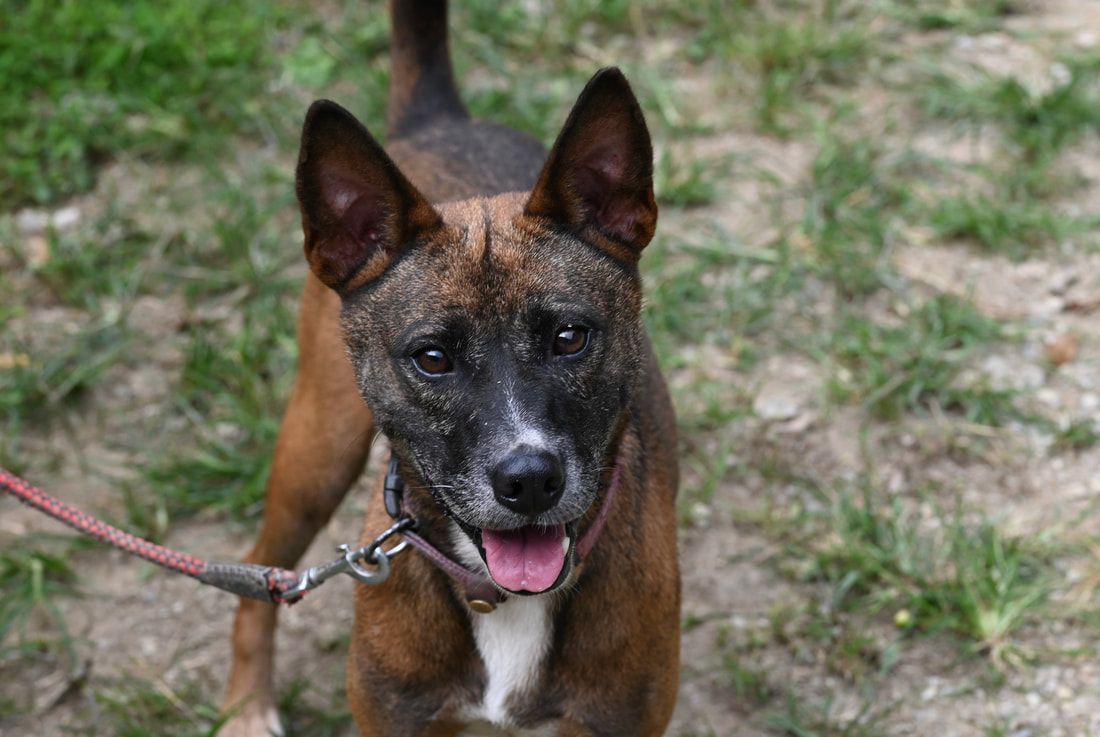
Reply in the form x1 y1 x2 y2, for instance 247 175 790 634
296 100 443 292
525 68 657 260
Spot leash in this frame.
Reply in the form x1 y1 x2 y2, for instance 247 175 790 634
0 454 621 612
0 466 411 605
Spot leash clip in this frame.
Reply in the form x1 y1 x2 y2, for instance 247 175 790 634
280 517 416 601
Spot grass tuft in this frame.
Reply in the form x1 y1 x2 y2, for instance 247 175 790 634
827 295 1015 424
90 676 224 737
928 193 1086 258
802 485 1049 663
734 10 875 136
765 692 892 737
0 541 78 652
799 128 912 296
922 62 1100 166
140 298 295 525
0 0 284 207
891 0 1017 32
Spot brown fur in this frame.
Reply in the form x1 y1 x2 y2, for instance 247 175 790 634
222 3 679 735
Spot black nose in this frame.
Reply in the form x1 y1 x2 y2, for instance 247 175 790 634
491 447 565 516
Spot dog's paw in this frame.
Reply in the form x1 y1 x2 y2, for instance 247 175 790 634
218 702 283 737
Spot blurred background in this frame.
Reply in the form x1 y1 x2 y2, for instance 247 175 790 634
3 0 1100 734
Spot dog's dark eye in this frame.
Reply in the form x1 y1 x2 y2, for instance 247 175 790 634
412 347 453 376
552 325 590 357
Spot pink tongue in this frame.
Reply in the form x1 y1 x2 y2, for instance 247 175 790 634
481 525 567 592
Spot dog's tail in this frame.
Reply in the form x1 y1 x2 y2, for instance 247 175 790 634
387 0 468 136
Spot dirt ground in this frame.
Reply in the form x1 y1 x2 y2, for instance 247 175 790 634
4 2 1100 736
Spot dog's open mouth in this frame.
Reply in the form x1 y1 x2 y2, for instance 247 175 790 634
473 523 575 593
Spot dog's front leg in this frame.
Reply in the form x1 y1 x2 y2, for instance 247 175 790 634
221 275 375 737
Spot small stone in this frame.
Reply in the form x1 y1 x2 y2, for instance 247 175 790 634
777 411 816 434
1037 388 1060 407
690 502 712 526
0 352 30 370
15 208 49 233
24 234 49 268
753 395 800 422
1049 270 1078 295
51 206 80 230
1046 333 1078 366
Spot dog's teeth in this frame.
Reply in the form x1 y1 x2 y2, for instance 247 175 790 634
562 535 570 555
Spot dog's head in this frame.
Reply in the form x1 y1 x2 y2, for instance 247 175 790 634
295 68 656 595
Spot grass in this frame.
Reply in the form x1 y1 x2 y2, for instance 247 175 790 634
826 295 1016 424
922 61 1100 166
1051 419 1100 454
654 149 723 207
730 6 878 136
0 317 130 473
139 294 295 525
80 675 350 737
798 484 1050 664
765 694 892 737
890 0 1018 32
0 540 78 655
0 0 284 207
279 678 353 737
798 127 913 296
89 676 225 737
914 54 1100 256
927 192 1086 258
723 654 777 711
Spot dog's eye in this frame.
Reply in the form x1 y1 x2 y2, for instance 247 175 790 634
412 347 453 376
552 325 590 357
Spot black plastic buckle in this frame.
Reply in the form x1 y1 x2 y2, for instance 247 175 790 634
383 453 404 519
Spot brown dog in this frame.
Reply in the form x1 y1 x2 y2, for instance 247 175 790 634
222 1 679 735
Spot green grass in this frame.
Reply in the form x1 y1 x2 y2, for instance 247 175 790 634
928 192 1086 258
279 678 353 737
732 8 877 136
922 61 1100 166
798 127 914 296
0 317 130 473
25 208 156 310
654 149 723 207
826 295 1015 424
131 168 298 528
643 230 799 370
139 297 295 525
88 676 225 737
0 0 285 207
0 541 78 647
1051 419 1100 454
890 0 1017 32
800 485 1050 663
765 693 892 737
723 654 777 711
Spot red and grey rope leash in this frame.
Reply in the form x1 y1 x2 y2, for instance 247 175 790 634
0 466 408 605
1 456 620 610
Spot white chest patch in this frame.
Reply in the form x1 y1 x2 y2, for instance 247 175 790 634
452 528 554 729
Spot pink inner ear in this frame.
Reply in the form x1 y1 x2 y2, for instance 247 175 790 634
572 148 640 240
311 169 390 276
342 194 386 249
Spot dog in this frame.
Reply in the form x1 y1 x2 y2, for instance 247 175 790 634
221 1 680 734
